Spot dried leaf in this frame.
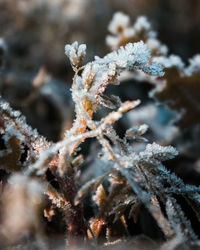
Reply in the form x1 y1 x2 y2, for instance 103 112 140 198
74 173 109 205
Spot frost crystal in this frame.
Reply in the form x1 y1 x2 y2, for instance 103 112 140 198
69 40 164 123
65 41 86 67
185 54 200 76
146 38 168 56
95 41 164 76
133 16 151 33
108 12 130 35
153 55 185 70
142 142 178 161
106 12 165 55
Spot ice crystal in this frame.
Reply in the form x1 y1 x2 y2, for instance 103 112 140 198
65 41 86 67
153 55 185 70
106 12 165 56
108 12 130 35
185 54 200 76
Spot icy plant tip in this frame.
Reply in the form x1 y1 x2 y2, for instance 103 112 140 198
65 41 87 68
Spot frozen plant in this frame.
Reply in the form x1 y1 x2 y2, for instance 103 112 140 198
106 12 168 56
107 12 200 129
1 18 200 250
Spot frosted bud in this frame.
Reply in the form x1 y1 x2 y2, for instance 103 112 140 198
65 41 86 67
82 63 96 91
108 12 130 35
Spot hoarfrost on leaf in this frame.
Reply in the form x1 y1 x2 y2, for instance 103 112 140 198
95 41 164 76
142 142 178 161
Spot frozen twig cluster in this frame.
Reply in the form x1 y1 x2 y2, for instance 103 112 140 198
1 12 200 250
107 12 200 129
106 12 168 56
